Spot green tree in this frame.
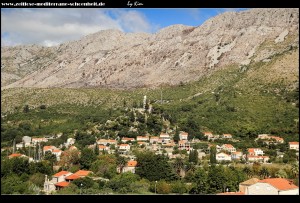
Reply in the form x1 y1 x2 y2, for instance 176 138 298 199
44 151 57 166
23 105 29 113
210 145 217 164
79 148 97 169
173 157 184 178
173 129 180 143
136 151 176 181
156 180 171 194
189 149 198 164
94 144 99 156
189 168 208 194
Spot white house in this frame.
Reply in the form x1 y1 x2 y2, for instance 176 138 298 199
248 148 264 156
97 139 116 146
289 142 299 151
221 134 232 139
22 136 32 147
247 155 270 163
136 136 149 142
119 144 130 152
216 152 231 162
221 144 236 153
178 140 190 151
117 160 137 173
159 133 170 143
150 136 159 144
43 146 62 161
179 131 188 140
247 178 299 195
121 137 135 143
231 151 243 160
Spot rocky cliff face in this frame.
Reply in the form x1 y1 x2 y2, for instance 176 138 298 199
1 8 299 89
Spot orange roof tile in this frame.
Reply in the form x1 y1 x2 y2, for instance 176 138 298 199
240 178 260 185
99 145 107 149
52 149 61 153
74 170 91 177
55 181 70 187
8 153 23 158
120 144 129 146
127 160 137 167
259 178 298 191
65 174 80 180
289 142 299 145
43 146 55 151
224 144 234 148
150 136 159 139
53 171 71 177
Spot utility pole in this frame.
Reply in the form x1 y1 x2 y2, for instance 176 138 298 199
160 86 163 104
13 138 16 153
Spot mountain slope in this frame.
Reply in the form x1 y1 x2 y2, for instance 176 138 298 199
1 8 299 89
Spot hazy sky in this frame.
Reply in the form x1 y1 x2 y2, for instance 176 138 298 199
1 8 248 47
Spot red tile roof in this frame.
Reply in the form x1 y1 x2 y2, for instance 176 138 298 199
259 178 298 191
43 146 55 151
53 171 71 177
127 160 137 167
65 174 80 180
289 142 299 145
55 181 70 187
8 153 23 158
74 170 91 177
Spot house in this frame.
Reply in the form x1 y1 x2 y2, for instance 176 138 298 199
43 146 62 161
119 144 130 153
221 134 232 139
247 178 299 195
221 144 236 153
51 171 73 183
247 155 270 163
231 151 243 160
248 148 264 156
257 134 270 139
99 145 109 151
97 139 117 145
65 138 76 147
117 160 138 173
239 178 260 194
269 136 284 144
257 134 284 144
136 136 149 142
8 153 26 159
203 132 214 140
31 137 48 145
121 137 135 143
65 170 92 181
22 136 32 146
216 152 231 162
179 131 188 140
159 133 170 143
149 136 159 144
178 140 191 151
289 142 299 151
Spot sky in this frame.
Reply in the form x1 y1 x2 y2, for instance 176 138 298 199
1 8 248 47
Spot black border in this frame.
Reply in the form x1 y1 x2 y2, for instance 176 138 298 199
1 0 299 202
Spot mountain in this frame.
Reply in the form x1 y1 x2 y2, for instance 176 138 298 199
1 8 299 89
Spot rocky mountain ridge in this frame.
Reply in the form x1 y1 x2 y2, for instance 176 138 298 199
1 8 299 89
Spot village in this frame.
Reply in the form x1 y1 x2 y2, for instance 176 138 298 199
3 129 299 195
